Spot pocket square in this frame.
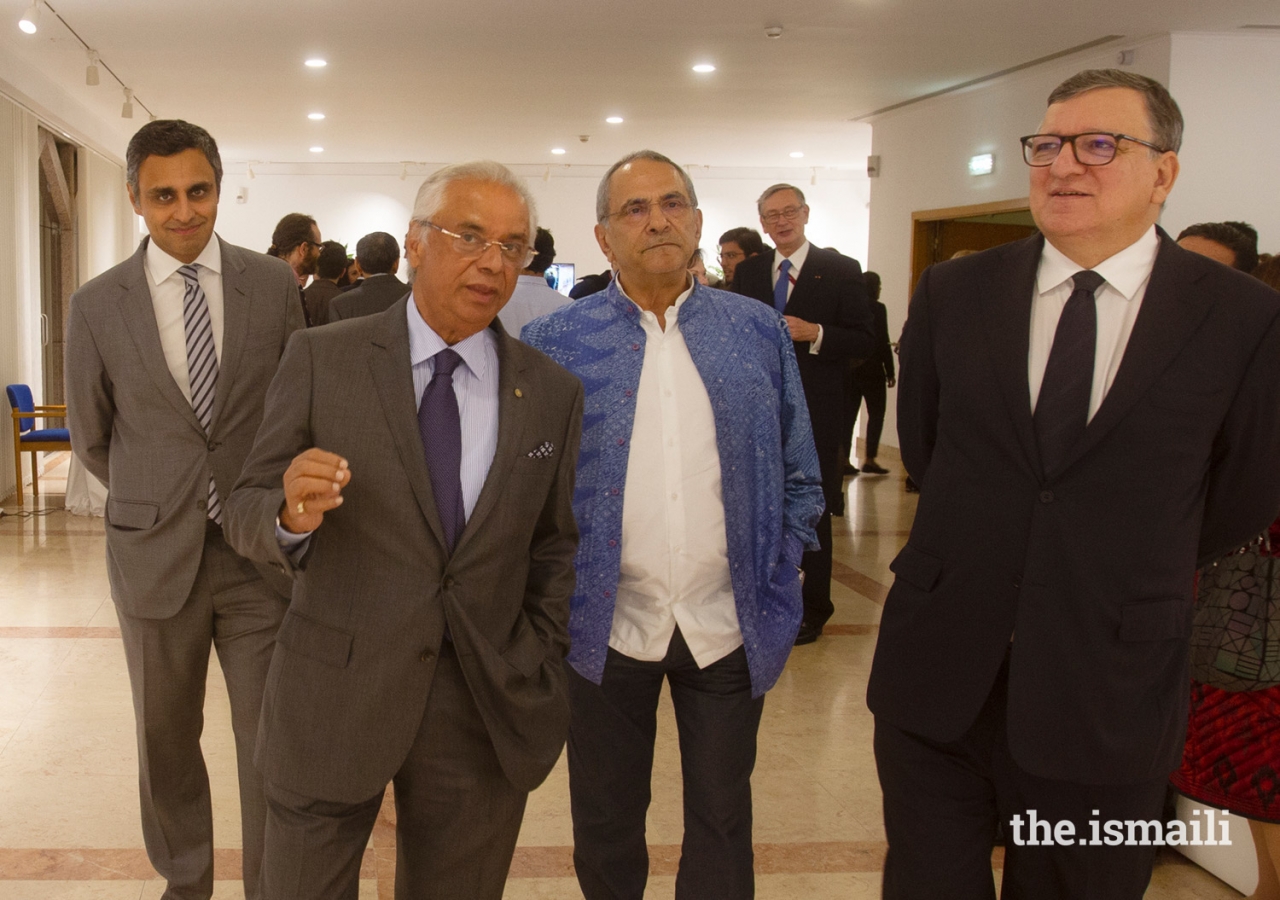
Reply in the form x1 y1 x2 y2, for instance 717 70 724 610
527 441 555 459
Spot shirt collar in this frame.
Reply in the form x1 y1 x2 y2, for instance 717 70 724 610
405 296 492 380
775 240 810 275
1037 226 1159 301
145 234 222 286
615 275 696 317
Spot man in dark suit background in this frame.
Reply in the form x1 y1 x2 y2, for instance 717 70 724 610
867 69 1280 899
841 271 896 476
732 184 874 644
328 230 407 321
224 161 583 899
65 119 304 900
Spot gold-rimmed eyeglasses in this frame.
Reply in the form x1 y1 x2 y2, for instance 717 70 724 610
760 205 805 225
420 220 533 267
600 196 696 227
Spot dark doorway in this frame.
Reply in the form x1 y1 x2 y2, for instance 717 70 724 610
910 198 1038 294
37 127 78 409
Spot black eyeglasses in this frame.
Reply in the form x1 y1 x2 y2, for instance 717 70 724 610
1019 132 1168 167
761 205 805 225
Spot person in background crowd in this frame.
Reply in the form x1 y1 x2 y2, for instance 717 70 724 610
1176 220 1259 273
65 118 304 900
340 255 362 288
498 227 569 335
523 149 823 900
329 231 407 321
688 248 711 286
731 183 875 645
842 271 896 478
718 226 766 287
868 68 1280 900
267 212 321 289
303 240 348 327
569 268 614 299
1171 247 1280 900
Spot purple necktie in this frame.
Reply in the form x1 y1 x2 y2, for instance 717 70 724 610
1035 270 1104 475
419 348 465 552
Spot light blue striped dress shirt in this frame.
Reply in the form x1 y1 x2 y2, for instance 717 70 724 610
405 300 500 520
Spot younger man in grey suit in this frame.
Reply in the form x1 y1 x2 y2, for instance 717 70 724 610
224 161 583 899
65 120 304 900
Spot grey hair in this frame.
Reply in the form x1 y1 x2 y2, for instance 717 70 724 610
756 183 806 214
596 150 699 222
410 160 538 239
1047 69 1183 154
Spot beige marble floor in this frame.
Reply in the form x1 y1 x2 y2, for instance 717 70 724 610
0 451 1242 898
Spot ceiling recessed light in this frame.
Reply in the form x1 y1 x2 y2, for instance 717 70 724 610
692 63 716 73
551 148 567 155
605 116 624 124
305 58 327 68
308 112 325 120
790 151 804 158
309 146 324 153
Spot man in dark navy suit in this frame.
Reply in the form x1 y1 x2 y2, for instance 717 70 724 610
868 69 1280 900
732 184 874 644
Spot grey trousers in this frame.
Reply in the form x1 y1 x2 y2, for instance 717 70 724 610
116 525 287 900
259 643 528 900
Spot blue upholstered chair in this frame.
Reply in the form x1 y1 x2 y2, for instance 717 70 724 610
6 383 71 507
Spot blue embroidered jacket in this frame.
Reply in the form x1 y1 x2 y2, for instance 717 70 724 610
522 281 824 697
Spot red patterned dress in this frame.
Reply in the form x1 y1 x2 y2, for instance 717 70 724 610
1171 518 1280 823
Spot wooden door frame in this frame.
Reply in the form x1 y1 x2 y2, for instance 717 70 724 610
909 197 1030 294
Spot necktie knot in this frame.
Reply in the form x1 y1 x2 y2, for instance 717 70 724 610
1071 270 1105 295
179 263 200 285
433 348 463 379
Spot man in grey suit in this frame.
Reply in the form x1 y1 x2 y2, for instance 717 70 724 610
328 231 408 321
224 160 583 899
65 120 304 900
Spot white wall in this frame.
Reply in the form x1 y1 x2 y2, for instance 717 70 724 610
1163 32 1280 251
213 159 872 286
865 36 1173 452
78 148 137 283
0 95 43 500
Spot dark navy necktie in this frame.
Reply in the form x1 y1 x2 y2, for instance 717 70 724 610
419 348 465 552
773 259 792 312
1035 270 1105 475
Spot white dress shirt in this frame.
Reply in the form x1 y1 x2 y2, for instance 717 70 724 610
498 274 570 338
610 280 742 668
772 241 824 354
144 236 224 402
1029 226 1160 420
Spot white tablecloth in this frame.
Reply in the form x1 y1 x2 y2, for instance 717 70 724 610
65 452 107 517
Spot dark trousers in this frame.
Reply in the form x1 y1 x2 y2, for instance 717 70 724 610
116 526 287 900
843 369 887 462
873 656 1166 900
804 391 841 622
258 643 527 900
567 629 764 900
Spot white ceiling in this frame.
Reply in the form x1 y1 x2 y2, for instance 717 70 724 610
3 0 1278 170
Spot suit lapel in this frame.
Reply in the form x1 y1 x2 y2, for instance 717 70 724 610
116 239 206 435
212 238 250 429
456 326 531 552
980 236 1044 477
367 306 449 550
1057 232 1215 473
787 247 824 314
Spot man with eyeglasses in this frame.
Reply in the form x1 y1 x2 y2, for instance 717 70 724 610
732 184 875 645
523 150 824 900
867 69 1280 900
223 161 584 899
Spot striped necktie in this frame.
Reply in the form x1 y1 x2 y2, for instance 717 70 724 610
179 264 222 524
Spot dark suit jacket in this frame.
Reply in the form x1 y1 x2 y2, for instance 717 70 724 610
223 300 584 802
853 300 894 385
329 272 409 322
65 237 304 614
866 230 1280 785
733 245 874 496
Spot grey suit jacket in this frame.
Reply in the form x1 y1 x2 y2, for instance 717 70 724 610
328 273 410 322
65 236 305 616
223 299 584 801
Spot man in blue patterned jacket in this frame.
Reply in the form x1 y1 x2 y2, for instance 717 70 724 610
522 150 824 900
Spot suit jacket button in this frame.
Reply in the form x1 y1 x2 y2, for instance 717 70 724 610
443 576 455 590
1039 490 1054 503
196 498 207 511
420 649 433 662
1012 575 1022 588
